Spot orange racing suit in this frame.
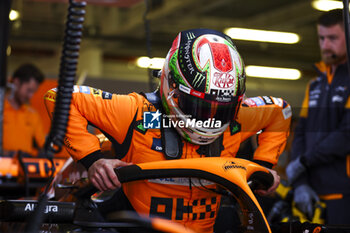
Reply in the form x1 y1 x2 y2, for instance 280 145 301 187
44 86 291 233
4 97 45 155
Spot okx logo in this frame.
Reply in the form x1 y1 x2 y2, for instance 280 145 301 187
143 110 162 129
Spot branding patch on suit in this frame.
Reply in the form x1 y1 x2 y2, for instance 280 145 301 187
151 138 163 152
135 120 148 134
79 86 91 94
230 121 241 135
92 88 102 97
102 91 112 99
282 105 292 119
262 96 273 105
250 97 265 106
44 90 56 102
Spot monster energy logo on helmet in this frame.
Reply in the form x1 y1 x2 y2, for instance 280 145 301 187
186 32 195 40
193 72 206 88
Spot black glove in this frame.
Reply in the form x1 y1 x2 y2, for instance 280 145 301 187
286 157 306 185
294 184 319 220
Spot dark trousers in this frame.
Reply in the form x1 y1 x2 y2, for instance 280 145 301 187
324 194 350 225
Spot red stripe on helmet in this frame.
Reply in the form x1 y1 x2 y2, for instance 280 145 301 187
210 43 233 72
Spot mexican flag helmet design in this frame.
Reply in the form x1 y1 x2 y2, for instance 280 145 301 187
160 28 246 145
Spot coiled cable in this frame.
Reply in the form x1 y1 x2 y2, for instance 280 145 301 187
45 0 86 159
24 1 86 232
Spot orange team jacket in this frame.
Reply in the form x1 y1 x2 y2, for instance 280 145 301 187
44 86 291 233
3 97 46 155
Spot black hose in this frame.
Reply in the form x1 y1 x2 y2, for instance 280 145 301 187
24 1 86 232
44 0 86 159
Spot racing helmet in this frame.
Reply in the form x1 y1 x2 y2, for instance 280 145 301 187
160 28 246 145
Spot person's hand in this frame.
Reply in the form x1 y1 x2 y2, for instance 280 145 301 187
255 169 280 196
286 157 306 185
294 184 319 220
88 159 132 192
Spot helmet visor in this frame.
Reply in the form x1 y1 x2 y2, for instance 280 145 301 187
177 89 241 125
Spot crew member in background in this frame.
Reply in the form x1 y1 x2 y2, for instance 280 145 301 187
3 63 45 156
286 9 350 224
45 28 292 233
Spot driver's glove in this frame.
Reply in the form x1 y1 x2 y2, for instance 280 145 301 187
294 184 320 220
286 157 306 185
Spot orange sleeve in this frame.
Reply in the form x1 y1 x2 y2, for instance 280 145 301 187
3 100 45 155
238 96 291 166
44 86 140 161
31 111 46 154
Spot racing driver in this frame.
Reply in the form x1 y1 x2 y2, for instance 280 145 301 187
45 28 292 233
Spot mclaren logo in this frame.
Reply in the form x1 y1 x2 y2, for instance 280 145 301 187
223 161 246 171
